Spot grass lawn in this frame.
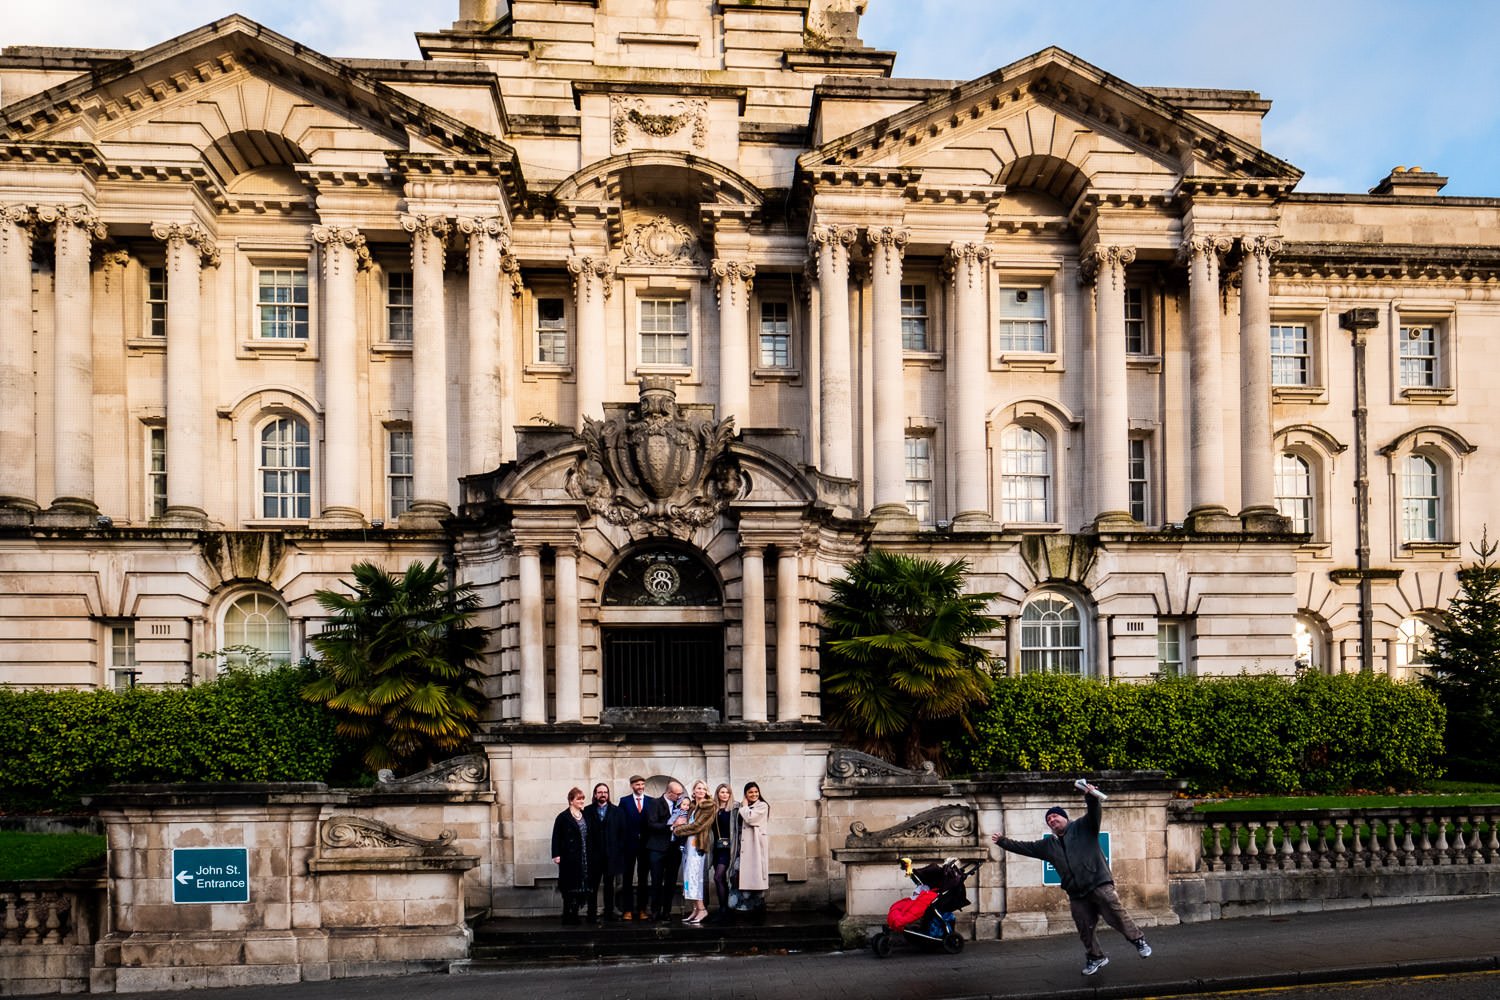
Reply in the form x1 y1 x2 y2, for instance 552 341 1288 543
1194 787 1500 812
0 831 107 881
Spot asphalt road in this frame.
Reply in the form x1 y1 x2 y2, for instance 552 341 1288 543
1193 970 1500 999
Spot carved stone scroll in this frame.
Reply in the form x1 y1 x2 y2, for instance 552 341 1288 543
826 748 938 782
320 815 458 854
845 805 978 849
374 754 488 789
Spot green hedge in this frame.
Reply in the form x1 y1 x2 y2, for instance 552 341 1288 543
0 667 360 813
950 673 1446 793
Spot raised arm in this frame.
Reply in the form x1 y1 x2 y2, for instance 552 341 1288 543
993 835 1048 860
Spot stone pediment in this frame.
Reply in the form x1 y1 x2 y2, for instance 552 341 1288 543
800 47 1302 196
0 15 521 195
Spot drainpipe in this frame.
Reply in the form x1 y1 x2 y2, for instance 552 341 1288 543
1340 308 1379 674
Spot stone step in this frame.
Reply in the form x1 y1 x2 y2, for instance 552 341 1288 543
469 911 845 967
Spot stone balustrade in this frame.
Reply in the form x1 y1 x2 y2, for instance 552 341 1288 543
1190 807 1500 872
0 878 106 993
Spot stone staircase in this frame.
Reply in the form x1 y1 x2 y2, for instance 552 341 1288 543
467 911 846 967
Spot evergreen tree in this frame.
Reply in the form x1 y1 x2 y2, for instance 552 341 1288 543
302 560 489 774
819 550 1000 770
1421 529 1500 778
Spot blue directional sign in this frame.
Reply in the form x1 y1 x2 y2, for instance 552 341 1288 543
171 848 250 904
1043 831 1110 886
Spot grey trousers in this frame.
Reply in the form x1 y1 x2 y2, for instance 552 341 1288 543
1069 883 1143 959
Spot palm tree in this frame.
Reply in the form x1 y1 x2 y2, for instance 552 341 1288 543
301 560 489 774
820 550 1000 769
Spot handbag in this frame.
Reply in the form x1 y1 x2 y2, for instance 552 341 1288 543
713 837 731 851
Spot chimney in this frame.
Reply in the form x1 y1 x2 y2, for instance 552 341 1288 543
455 0 503 29
1369 166 1448 196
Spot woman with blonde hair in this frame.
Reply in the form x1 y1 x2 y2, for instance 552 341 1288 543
707 782 739 924
673 779 717 924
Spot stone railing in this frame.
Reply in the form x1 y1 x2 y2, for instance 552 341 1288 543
1192 807 1500 871
0 878 107 994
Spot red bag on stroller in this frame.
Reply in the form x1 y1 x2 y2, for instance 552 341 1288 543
886 890 938 931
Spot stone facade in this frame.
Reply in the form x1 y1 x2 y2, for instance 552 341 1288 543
1 0 1496 920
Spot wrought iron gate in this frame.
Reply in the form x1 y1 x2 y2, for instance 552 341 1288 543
602 626 724 712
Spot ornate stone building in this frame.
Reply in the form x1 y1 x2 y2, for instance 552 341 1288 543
0 0 1494 908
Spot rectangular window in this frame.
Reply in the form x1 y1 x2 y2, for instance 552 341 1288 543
148 427 167 519
110 624 138 690
638 298 690 366
900 284 929 351
1128 438 1149 523
1271 323 1311 386
758 301 791 368
904 436 933 526
1124 286 1148 354
535 297 568 364
147 266 167 338
1399 324 1439 388
1157 621 1185 677
997 286 1048 352
256 268 309 340
388 429 414 518
259 418 311 519
386 271 413 343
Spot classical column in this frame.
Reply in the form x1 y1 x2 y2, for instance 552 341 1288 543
1239 235 1283 523
567 254 613 429
811 224 856 481
0 207 38 509
949 242 991 524
712 259 755 429
498 254 522 463
458 216 509 475
517 543 546 724
774 546 801 723
43 205 106 512
553 544 581 724
868 226 910 520
1181 235 1233 521
311 224 368 522
400 214 451 517
1085 243 1136 525
740 545 767 723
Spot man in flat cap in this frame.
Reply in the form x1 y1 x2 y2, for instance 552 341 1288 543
991 779 1151 976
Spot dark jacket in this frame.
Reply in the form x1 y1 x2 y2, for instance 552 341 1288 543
620 793 652 852
642 794 683 853
997 792 1110 899
550 809 588 895
584 802 630 877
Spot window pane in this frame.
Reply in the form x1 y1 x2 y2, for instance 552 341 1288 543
1402 455 1439 541
257 269 309 339
1274 453 1313 534
1399 325 1438 388
147 266 168 338
638 298 690 366
759 301 790 368
1271 323 1310 386
1157 622 1183 677
998 287 1048 352
387 271 413 342
1019 595 1084 675
1000 426 1050 522
259 417 312 519
223 594 291 668
900 284 929 351
389 429 414 517
904 436 933 525
1128 438 1149 523
1124 287 1147 354
148 427 167 518
536 297 568 364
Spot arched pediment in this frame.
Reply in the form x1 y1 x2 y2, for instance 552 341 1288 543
1378 424 1478 457
986 396 1081 433
552 151 764 210
1275 423 1348 455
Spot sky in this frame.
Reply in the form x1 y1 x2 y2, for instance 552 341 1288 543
4 0 1498 196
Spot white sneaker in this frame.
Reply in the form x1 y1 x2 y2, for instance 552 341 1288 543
1082 955 1109 975
1135 938 1152 958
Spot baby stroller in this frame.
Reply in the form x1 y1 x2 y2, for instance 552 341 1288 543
871 857 981 958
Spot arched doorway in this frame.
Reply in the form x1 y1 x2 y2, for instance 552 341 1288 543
600 545 724 717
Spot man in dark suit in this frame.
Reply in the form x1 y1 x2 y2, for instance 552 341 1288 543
618 774 652 920
583 782 627 923
643 779 685 921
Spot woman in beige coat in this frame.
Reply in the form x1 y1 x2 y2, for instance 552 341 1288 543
736 781 770 917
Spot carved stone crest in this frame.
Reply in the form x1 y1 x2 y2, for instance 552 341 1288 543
622 216 705 267
567 377 742 538
610 96 708 150
845 805 978 849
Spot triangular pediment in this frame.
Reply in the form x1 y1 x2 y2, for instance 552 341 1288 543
0 15 521 194
801 47 1301 203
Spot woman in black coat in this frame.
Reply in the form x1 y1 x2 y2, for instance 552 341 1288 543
550 786 589 924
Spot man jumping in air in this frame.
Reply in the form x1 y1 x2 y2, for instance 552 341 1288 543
991 778 1152 976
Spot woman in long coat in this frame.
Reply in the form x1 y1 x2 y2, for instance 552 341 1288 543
675 780 718 924
736 781 770 918
550 786 589 924
708 782 741 923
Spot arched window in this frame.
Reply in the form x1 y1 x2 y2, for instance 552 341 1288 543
1275 453 1314 534
1019 594 1085 675
1000 425 1051 523
1401 455 1440 542
1294 612 1329 674
222 593 291 669
260 417 311 518
1396 615 1436 675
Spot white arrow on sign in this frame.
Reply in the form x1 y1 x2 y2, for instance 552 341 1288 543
175 871 191 885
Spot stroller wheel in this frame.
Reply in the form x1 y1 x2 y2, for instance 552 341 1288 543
941 931 964 955
872 932 892 958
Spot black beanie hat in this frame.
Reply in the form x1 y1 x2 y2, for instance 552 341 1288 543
1045 806 1069 821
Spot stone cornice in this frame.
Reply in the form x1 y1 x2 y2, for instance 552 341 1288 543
0 140 105 172
1274 242 1500 282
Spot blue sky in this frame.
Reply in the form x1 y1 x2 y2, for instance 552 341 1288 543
6 1 1498 196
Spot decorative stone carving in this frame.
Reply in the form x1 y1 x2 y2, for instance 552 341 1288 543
808 224 857 279
455 215 512 249
711 259 755 307
37 204 107 241
610 96 708 149
567 376 743 538
1080 244 1136 289
826 748 938 782
399 214 451 269
500 253 523 297
946 242 991 288
100 249 131 292
622 216 705 267
1175 234 1233 270
865 226 909 273
374 753 488 788
846 804 978 848
566 254 615 299
1241 234 1284 282
310 223 372 276
320 815 458 854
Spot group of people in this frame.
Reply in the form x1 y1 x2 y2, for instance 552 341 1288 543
550 775 770 925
